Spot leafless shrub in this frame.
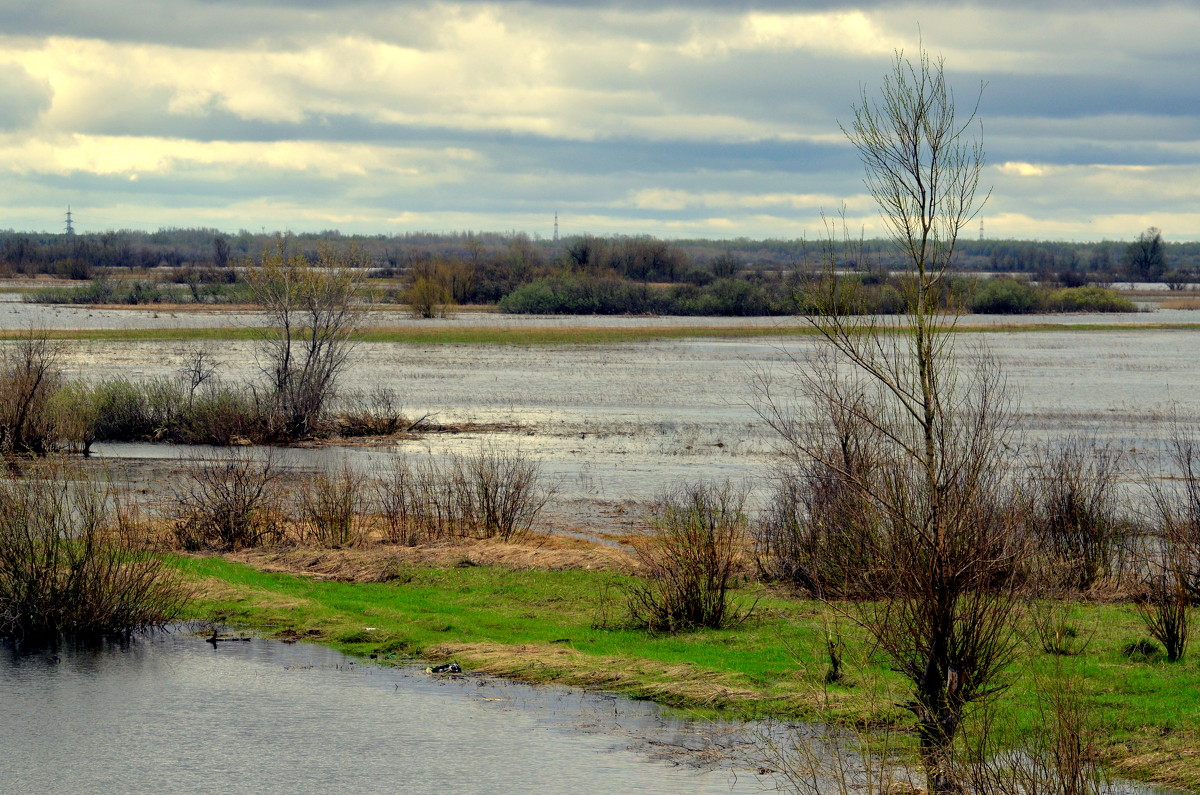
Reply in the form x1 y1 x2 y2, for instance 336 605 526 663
960 671 1106 795
335 386 407 437
1136 421 1200 662
625 481 753 632
1024 436 1127 591
0 330 66 454
373 448 552 544
755 383 884 598
0 458 187 640
1136 554 1190 663
459 446 552 541
373 458 427 545
169 448 286 551
299 458 367 548
1147 423 1200 601
177 343 219 405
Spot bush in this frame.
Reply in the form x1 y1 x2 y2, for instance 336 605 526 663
300 459 367 548
625 481 752 632
755 454 882 598
1044 286 1136 313
0 331 67 454
407 276 455 318
1025 437 1127 591
169 449 286 551
499 275 657 314
969 277 1041 314
0 460 187 640
372 448 552 544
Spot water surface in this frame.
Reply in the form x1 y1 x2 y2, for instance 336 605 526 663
1 630 760 794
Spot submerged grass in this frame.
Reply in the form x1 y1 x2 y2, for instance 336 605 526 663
170 555 1200 791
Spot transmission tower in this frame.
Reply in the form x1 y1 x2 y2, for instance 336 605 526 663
64 205 75 236
979 218 984 241
553 211 559 244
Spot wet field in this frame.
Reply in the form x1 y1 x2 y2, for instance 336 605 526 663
56 325 1200 535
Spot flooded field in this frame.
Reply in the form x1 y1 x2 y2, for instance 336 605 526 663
3 299 1199 533
61 326 1200 532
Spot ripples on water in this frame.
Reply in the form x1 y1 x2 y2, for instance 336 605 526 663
0 629 764 794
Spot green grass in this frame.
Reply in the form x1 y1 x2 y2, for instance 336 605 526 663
3 321 1200 346
171 554 1200 790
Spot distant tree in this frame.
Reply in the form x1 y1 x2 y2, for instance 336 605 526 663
1124 227 1166 281
246 237 365 439
213 236 230 269
710 251 743 279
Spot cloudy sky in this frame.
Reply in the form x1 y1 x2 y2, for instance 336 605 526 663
1 0 1197 241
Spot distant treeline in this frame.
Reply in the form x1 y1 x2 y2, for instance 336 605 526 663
0 226 1187 313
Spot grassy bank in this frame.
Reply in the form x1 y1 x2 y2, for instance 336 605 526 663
3 321 1200 347
171 553 1200 791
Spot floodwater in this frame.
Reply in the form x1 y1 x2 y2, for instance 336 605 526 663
0 629 764 794
2 297 1199 528
60 323 1200 532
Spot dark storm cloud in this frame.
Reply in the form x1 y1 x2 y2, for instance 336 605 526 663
0 0 1161 47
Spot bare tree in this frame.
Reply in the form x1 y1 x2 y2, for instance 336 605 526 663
246 237 366 439
758 48 1022 793
1124 227 1166 282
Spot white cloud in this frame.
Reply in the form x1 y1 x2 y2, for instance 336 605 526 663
0 2 1198 238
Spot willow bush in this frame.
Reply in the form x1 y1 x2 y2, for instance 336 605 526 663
0 460 187 640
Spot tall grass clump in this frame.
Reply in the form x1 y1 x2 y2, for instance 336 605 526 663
0 460 187 640
169 449 286 551
625 481 752 632
373 448 552 544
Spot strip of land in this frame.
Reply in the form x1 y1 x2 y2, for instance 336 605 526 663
170 545 1200 792
4 321 1200 346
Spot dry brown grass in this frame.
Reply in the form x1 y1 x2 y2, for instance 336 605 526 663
422 640 763 709
1159 296 1200 310
227 534 635 581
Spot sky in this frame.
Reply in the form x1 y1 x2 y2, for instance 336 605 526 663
0 0 1198 242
